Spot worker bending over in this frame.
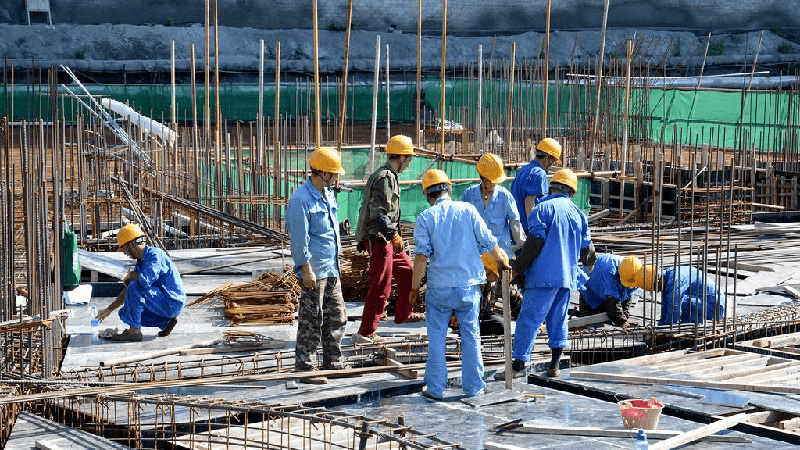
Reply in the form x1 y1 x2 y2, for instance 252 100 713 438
100 224 185 342
353 135 422 345
578 254 640 327
510 138 561 233
286 147 348 380
461 153 525 256
624 257 726 325
497 169 595 379
411 169 510 400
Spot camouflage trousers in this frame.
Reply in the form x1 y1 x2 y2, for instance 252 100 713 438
295 277 348 371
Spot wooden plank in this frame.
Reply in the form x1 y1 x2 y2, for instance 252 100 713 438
568 313 609 329
511 425 750 443
783 285 800 300
752 331 800 349
569 370 800 394
712 362 796 382
653 350 741 371
659 354 759 374
779 417 800 430
649 413 753 450
687 356 770 377
626 348 725 367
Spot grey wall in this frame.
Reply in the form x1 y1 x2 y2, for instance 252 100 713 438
2 1 799 33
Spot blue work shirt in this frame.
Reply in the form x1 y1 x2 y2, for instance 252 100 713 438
286 178 341 280
510 160 548 231
579 254 637 309
125 246 186 328
414 197 498 289
660 266 725 325
461 184 519 255
525 194 592 290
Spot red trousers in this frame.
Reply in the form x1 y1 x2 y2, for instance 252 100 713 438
357 240 414 336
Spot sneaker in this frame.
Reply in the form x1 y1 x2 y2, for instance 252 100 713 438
421 386 442 401
547 368 561 378
493 361 526 380
323 361 352 371
158 317 178 337
108 328 142 342
352 333 383 344
396 312 425 324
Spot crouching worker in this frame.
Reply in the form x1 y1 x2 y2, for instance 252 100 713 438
629 258 726 325
578 254 640 327
496 169 595 380
286 147 349 381
411 169 510 400
99 224 185 342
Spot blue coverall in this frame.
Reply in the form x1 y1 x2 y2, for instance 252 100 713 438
512 194 592 362
119 246 185 330
660 266 726 325
461 184 520 256
580 254 637 309
414 197 497 398
510 160 548 231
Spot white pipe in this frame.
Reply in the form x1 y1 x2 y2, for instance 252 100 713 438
101 98 178 144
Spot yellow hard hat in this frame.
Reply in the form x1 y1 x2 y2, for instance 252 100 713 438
386 134 415 156
551 169 578 192
421 169 451 194
536 137 562 162
118 223 146 248
481 252 509 277
477 153 506 184
618 256 643 288
635 264 659 291
309 147 346 175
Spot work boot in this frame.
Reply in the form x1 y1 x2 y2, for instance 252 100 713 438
352 333 383 345
493 359 526 380
323 360 352 371
547 368 562 378
396 312 425 324
421 386 442 401
109 328 142 342
158 317 178 337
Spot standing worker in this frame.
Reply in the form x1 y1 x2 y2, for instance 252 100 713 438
626 258 726 325
578 254 640 327
286 147 349 380
98 224 185 341
510 138 562 232
461 153 525 256
497 169 595 379
410 169 510 400
354 135 422 345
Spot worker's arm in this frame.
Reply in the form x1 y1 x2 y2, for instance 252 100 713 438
301 263 317 290
409 254 428 307
580 242 597 272
510 220 526 253
489 245 511 271
510 236 545 275
524 195 539 220
122 270 139 284
97 285 127 322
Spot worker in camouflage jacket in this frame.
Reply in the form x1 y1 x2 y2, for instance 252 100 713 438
286 147 348 381
353 135 422 345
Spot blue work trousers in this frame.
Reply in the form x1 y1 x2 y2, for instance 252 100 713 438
512 287 571 362
425 286 485 398
119 280 183 330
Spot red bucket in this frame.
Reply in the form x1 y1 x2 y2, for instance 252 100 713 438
618 397 663 430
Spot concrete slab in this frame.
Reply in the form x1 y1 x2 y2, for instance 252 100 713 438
5 412 129 450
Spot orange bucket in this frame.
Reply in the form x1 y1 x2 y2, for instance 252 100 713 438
618 397 663 430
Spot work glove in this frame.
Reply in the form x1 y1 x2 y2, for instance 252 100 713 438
391 234 405 253
409 287 421 308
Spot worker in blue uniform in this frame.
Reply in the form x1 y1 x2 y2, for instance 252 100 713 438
100 223 185 342
461 153 525 256
510 138 562 232
410 169 510 400
631 260 726 325
578 254 640 327
286 147 349 382
496 169 595 379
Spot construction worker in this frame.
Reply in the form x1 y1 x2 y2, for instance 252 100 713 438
578 254 640 327
286 147 348 380
510 138 562 233
461 153 525 256
353 135 422 345
497 169 595 379
100 223 185 342
627 258 726 325
410 169 510 400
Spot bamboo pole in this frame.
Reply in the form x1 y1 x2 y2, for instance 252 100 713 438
590 0 610 170
477 44 483 153
214 0 221 199
621 40 632 177
439 0 448 167
337 0 354 152
369 35 381 172
312 0 321 147
506 42 517 153
170 40 176 133
273 42 281 227
416 0 422 145
542 0 551 136
386 44 391 141
204 0 210 140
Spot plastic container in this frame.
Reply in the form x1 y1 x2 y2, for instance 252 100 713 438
618 397 663 430
89 305 99 345
633 429 649 449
